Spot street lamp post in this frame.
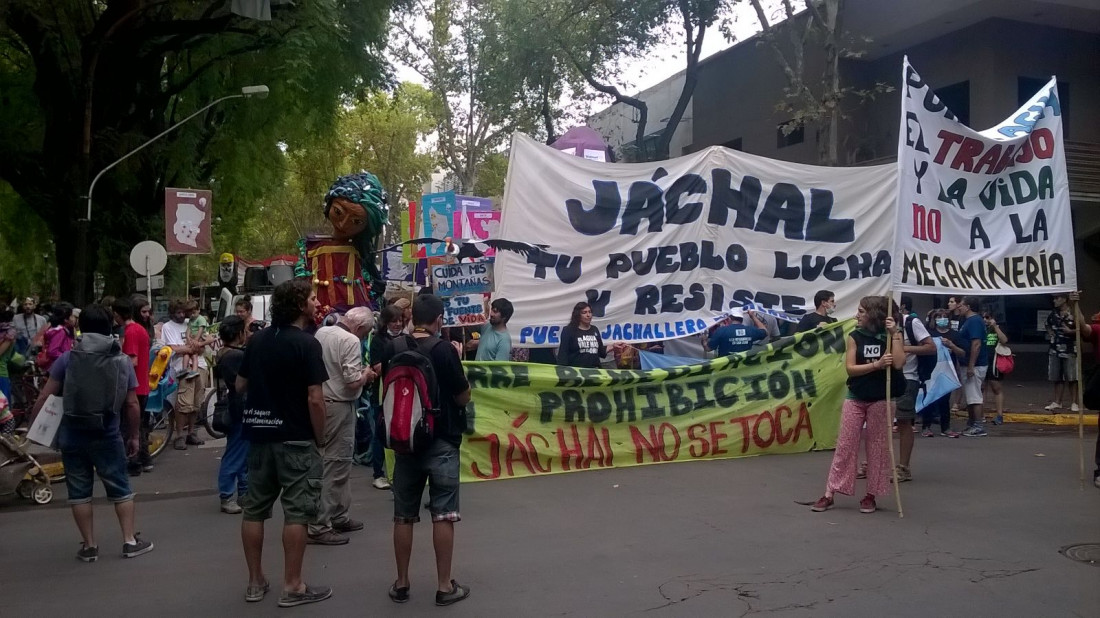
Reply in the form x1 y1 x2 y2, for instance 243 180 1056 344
73 85 269 305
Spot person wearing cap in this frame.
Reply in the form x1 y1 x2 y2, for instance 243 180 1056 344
707 308 768 356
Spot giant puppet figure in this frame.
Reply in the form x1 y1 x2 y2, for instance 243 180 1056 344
295 172 388 312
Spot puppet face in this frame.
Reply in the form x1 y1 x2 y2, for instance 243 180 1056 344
328 197 368 239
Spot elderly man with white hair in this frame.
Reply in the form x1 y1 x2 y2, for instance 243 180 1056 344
308 306 379 545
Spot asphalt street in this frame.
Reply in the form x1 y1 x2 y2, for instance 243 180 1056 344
3 423 1098 616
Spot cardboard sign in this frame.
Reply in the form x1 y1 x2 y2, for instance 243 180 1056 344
165 188 213 254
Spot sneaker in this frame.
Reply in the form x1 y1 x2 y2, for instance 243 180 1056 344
185 434 205 446
245 580 270 603
435 580 471 606
306 531 349 546
372 477 392 490
220 498 243 514
122 535 154 559
941 430 961 438
76 543 99 563
127 466 142 477
1094 476 1100 489
921 429 935 438
856 462 867 479
810 495 834 512
962 426 988 437
1044 402 1061 411
142 464 155 473
993 415 1004 425
859 494 877 514
278 584 332 608
173 437 187 450
1070 403 1080 413
332 519 364 533
893 464 912 483
389 582 410 604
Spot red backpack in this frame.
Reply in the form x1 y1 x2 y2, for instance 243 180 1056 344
380 335 443 454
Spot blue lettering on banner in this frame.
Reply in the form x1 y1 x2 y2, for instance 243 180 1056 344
517 319 709 345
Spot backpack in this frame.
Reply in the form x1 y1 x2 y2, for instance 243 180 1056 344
904 316 936 383
62 334 127 431
380 335 445 454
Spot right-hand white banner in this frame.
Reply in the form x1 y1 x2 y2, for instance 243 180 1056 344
892 56 1076 295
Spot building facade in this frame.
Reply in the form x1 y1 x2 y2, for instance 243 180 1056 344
588 0 1099 373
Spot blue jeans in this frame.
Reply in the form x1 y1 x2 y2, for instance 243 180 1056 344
218 422 249 499
368 405 386 479
60 434 133 505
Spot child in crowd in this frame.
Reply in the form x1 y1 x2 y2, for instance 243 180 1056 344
182 300 211 379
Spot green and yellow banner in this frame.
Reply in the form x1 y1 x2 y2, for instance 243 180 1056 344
459 320 851 482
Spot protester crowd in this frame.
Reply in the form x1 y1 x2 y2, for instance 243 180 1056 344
5 281 1099 608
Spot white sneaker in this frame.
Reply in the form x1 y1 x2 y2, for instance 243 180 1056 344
1070 403 1080 413
1043 402 1061 411
1094 476 1100 489
372 477 392 490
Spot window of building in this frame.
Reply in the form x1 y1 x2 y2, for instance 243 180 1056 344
723 137 743 151
776 123 803 148
1018 77 1069 137
934 81 970 126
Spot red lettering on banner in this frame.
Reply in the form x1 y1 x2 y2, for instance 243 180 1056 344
949 137 985 172
774 405 794 444
659 422 681 460
526 433 552 473
708 421 729 455
730 414 755 453
555 426 584 471
505 432 537 476
752 411 776 448
469 435 501 480
687 423 710 458
584 427 613 468
793 401 814 441
630 425 662 463
933 131 965 164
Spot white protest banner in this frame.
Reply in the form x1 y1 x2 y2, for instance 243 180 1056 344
432 262 493 297
892 57 1075 294
444 294 488 327
495 133 896 346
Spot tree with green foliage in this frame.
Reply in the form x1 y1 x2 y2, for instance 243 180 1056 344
0 1 392 304
390 0 545 193
487 0 726 162
238 83 438 258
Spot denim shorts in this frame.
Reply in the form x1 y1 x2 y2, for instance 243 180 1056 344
392 439 461 524
242 440 322 525
894 379 920 421
60 435 134 505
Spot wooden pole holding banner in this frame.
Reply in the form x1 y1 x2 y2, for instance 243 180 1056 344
885 297 905 518
1075 319 1085 484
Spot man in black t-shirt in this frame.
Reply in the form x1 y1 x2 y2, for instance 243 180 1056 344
796 290 838 333
235 280 332 608
381 293 472 606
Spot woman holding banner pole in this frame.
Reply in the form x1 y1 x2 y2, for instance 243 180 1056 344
812 296 904 515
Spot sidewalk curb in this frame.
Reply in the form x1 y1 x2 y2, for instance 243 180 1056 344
1001 413 1098 427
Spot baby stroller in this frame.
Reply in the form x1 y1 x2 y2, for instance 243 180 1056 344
0 433 53 505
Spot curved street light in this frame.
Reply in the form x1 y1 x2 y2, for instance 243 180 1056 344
84 84 270 221
74 85 268 304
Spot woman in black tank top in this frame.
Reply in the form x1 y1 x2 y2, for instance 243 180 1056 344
810 296 904 515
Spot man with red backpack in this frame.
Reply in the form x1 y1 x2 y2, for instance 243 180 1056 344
377 293 472 606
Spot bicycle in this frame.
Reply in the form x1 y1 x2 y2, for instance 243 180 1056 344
8 360 47 430
147 383 224 459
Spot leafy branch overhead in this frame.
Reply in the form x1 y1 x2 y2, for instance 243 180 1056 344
0 0 392 300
